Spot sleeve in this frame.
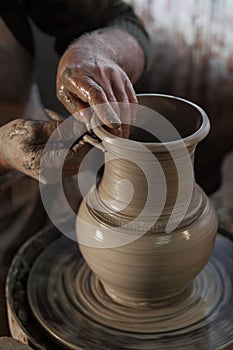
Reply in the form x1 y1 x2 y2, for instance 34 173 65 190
23 0 151 72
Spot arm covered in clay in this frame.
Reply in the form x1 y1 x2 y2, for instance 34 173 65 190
26 0 150 138
56 27 145 138
0 118 91 182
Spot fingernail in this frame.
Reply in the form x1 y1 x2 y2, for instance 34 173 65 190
84 121 91 131
110 122 121 129
93 104 121 129
106 113 121 129
111 126 122 137
122 125 130 139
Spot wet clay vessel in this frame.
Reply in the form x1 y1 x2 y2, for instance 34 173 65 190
7 95 233 350
77 94 218 306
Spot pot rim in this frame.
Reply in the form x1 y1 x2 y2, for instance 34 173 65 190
91 94 210 152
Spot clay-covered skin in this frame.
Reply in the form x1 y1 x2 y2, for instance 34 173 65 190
0 24 144 178
57 28 145 138
0 22 93 181
0 119 91 183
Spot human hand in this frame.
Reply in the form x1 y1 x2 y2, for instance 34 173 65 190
0 119 91 183
56 37 138 138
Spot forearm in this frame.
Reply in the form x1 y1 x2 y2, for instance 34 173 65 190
62 27 145 84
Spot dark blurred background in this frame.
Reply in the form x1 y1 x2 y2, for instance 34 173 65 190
32 23 67 116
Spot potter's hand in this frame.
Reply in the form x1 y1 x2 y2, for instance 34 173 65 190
0 119 90 183
56 28 145 138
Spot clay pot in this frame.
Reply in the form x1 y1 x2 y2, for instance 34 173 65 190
77 94 218 307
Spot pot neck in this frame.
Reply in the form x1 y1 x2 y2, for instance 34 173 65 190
96 138 197 225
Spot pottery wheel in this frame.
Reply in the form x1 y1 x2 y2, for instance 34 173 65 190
27 234 233 350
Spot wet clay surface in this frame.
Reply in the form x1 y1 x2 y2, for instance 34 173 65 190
77 95 217 306
26 233 233 350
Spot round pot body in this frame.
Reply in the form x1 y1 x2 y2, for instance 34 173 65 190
77 94 218 306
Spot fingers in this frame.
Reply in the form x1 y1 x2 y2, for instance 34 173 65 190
109 74 133 138
57 84 88 116
57 83 94 131
45 109 66 121
100 72 138 138
39 142 92 183
63 142 92 177
60 68 121 129
125 79 138 122
57 65 138 139
24 133 91 183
